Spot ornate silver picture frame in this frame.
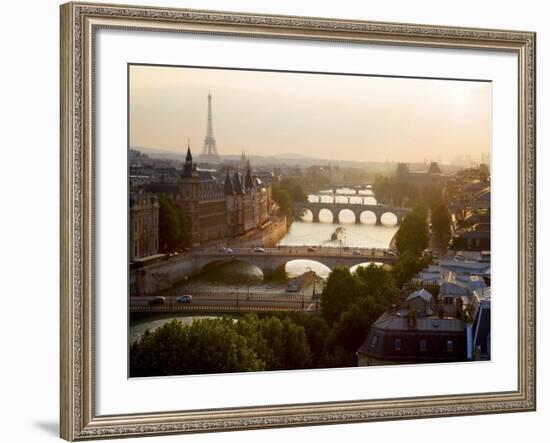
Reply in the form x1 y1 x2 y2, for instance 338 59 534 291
60 2 536 440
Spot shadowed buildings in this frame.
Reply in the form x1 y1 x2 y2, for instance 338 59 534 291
144 145 273 248
395 161 447 187
129 193 160 260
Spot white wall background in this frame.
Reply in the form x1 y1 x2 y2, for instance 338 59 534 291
0 0 546 442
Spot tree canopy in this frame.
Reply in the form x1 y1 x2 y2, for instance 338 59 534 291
272 178 307 220
431 202 451 238
130 318 264 377
131 314 314 377
395 209 429 256
158 195 191 250
319 264 397 366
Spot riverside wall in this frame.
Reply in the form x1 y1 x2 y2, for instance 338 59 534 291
226 217 288 248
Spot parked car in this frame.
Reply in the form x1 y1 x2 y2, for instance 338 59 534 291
254 247 265 253
352 249 361 256
176 295 193 304
307 247 316 252
148 296 166 305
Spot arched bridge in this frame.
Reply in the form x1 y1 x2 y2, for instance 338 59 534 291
192 246 399 278
294 202 412 225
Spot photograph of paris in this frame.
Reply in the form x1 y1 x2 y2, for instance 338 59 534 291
128 65 491 377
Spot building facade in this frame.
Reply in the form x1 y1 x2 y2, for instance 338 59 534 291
129 192 160 260
145 146 272 247
394 161 448 187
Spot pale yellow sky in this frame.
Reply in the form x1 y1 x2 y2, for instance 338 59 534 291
129 65 491 163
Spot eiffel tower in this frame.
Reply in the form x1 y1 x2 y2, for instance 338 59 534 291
200 91 221 163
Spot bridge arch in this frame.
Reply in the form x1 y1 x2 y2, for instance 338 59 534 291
359 209 378 225
318 208 335 223
298 207 314 222
285 259 332 280
198 258 265 280
380 211 400 226
337 208 356 224
350 262 384 273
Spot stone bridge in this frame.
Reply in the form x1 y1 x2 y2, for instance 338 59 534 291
294 202 412 225
132 246 400 294
192 246 399 278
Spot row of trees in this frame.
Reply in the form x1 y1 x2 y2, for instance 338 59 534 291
130 314 318 377
131 263 400 376
392 199 450 287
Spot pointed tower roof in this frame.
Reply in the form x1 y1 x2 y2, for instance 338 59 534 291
186 138 193 161
427 161 442 174
245 161 255 189
183 140 194 177
224 171 235 195
232 171 245 194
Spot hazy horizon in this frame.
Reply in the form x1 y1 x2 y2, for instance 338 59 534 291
129 65 491 164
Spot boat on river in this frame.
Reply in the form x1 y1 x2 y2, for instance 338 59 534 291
331 226 346 241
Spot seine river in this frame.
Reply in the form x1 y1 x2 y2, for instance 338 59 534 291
130 187 399 340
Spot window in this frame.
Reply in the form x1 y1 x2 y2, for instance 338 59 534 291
394 338 402 351
370 335 378 348
419 339 427 352
446 340 454 352
444 296 454 305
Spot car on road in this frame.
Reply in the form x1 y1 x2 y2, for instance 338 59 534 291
352 249 361 256
254 247 265 253
218 246 233 253
307 247 316 252
148 296 166 305
176 295 193 303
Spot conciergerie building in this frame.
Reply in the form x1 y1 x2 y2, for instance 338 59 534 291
146 145 273 247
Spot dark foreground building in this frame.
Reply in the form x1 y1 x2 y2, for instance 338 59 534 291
357 308 467 366
357 288 490 366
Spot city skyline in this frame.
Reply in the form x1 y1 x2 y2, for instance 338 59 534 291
129 65 491 164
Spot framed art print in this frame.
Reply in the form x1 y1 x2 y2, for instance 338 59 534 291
60 2 536 440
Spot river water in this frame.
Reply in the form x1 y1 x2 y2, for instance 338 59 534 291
130 187 399 341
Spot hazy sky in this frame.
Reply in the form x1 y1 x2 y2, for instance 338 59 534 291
129 65 491 163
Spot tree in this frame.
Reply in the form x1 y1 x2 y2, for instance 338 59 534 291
130 319 264 377
395 212 429 256
158 195 181 251
391 251 428 288
431 203 451 238
420 185 443 209
321 267 361 326
324 296 385 367
281 312 330 368
237 314 312 370
272 187 293 218
319 264 398 366
354 264 398 305
291 183 307 203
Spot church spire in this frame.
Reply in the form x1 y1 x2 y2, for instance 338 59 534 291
245 160 255 189
224 171 235 195
186 138 192 162
183 139 194 177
